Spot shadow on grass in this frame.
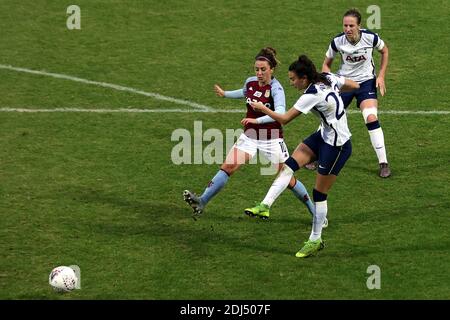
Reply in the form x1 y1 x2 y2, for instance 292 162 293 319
64 186 299 257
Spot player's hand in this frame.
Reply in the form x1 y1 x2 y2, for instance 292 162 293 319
214 84 225 97
250 101 266 112
376 77 386 96
241 118 257 125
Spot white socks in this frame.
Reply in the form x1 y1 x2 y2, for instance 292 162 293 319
368 127 388 164
262 165 294 207
309 200 327 241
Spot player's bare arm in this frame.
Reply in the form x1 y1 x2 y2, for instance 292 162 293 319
340 79 360 92
250 101 301 125
322 57 334 73
377 45 389 96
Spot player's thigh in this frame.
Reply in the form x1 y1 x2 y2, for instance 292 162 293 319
222 134 255 172
316 140 352 179
259 138 289 165
356 79 378 109
291 143 316 167
360 99 378 109
222 147 252 173
292 131 321 166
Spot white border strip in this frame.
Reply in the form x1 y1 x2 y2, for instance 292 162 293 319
0 108 448 114
0 64 212 111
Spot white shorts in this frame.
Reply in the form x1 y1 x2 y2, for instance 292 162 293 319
234 133 289 164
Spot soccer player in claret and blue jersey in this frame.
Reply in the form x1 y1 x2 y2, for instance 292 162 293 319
322 8 391 178
249 55 359 258
183 47 315 221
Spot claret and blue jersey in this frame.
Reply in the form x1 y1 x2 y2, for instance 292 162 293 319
225 76 286 139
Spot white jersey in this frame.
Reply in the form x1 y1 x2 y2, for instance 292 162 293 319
293 73 351 146
326 30 385 83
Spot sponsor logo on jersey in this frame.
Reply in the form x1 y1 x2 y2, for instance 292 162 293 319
253 91 262 98
246 97 272 109
264 89 270 98
346 55 367 62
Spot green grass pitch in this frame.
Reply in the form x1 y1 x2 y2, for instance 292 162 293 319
0 0 449 299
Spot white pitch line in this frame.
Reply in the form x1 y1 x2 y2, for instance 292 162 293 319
0 64 448 115
0 64 212 111
0 107 449 114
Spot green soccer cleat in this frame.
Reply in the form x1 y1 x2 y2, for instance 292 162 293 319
244 202 270 220
295 238 325 258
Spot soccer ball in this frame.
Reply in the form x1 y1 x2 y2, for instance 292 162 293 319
49 266 78 292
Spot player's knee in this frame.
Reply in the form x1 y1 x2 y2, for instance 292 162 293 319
362 107 378 124
220 163 237 176
284 157 300 172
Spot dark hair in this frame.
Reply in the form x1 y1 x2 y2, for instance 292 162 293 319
288 55 331 86
343 8 362 24
255 47 279 69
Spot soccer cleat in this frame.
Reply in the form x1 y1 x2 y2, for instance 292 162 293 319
183 190 205 219
244 202 270 220
295 238 325 258
304 161 318 171
322 218 328 228
379 163 391 178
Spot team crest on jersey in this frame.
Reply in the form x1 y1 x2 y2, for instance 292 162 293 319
264 89 270 98
253 91 262 98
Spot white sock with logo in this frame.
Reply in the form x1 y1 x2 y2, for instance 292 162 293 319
368 127 387 164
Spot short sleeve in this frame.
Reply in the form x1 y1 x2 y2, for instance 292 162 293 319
293 93 321 114
326 39 338 59
333 74 346 89
271 82 286 110
374 34 385 51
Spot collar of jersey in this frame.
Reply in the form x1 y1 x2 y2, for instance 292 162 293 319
346 30 362 46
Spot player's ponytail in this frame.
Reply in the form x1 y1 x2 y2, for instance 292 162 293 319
289 54 331 86
255 47 280 69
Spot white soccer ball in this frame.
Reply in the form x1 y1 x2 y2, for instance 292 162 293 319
49 266 78 292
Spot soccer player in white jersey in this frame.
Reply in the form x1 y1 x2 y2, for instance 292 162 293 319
249 55 359 258
322 8 391 178
183 48 315 220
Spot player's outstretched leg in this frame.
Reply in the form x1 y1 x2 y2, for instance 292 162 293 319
183 169 231 219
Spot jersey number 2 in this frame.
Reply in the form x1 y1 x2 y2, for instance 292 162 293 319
326 92 345 120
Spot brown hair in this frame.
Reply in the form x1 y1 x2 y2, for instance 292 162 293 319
343 8 362 25
255 47 280 69
289 55 331 86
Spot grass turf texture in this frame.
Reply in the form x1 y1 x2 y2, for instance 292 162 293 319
0 0 449 299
